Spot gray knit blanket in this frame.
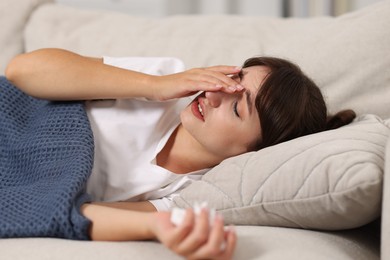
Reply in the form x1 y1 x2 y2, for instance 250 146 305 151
0 76 93 240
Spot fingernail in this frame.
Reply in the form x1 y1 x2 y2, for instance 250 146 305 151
228 86 236 92
236 84 244 91
215 84 223 89
234 66 242 71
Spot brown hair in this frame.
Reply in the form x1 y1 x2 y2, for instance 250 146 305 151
243 57 356 150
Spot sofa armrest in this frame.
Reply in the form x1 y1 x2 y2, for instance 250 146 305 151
381 131 390 259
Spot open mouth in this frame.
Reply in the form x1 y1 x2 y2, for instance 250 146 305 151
197 102 204 117
191 97 205 121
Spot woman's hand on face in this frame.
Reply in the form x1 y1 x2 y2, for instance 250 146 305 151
151 209 237 260
150 66 243 101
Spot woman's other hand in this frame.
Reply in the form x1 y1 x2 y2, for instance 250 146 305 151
150 66 243 101
151 208 237 260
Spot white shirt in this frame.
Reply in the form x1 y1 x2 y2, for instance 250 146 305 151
86 57 207 211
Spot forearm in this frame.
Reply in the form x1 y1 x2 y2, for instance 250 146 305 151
81 203 156 241
6 48 243 102
92 200 157 212
5 48 154 100
81 203 237 259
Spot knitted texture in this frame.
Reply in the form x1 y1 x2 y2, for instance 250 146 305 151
0 77 93 240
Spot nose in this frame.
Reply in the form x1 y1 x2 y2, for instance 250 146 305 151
205 91 225 108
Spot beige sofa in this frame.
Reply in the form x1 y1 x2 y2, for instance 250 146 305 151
1 0 390 259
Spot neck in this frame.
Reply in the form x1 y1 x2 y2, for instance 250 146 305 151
156 124 221 174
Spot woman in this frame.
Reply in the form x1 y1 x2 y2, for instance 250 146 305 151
5 48 355 259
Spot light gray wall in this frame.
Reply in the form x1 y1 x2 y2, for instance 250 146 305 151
55 0 384 17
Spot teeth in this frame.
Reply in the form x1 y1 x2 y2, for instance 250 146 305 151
198 103 204 117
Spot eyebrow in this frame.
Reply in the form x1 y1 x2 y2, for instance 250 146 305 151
245 89 253 115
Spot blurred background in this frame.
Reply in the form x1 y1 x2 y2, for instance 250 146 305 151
55 0 383 17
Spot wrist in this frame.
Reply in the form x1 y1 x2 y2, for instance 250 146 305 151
121 70 157 100
145 212 159 240
141 74 159 101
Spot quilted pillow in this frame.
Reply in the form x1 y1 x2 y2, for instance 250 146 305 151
173 114 389 230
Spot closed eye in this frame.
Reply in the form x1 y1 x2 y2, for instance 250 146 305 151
231 70 244 82
238 70 244 80
233 101 240 117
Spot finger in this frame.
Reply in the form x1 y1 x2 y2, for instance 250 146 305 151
189 68 240 88
182 79 227 95
176 209 196 239
221 84 245 93
206 65 242 75
187 215 227 259
175 208 210 256
220 225 237 259
203 70 243 88
207 214 226 252
187 71 236 89
189 74 243 93
165 209 195 249
186 81 243 95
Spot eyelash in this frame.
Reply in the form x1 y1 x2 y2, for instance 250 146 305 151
232 71 244 82
233 71 243 117
238 71 244 80
233 101 240 117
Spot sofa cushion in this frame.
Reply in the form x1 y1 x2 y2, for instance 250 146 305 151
381 124 390 259
0 0 52 74
22 1 390 231
0 225 379 260
25 1 390 119
174 115 389 230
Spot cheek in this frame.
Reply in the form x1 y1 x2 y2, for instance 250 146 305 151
202 134 241 158
209 131 236 147
204 122 253 156
180 108 258 157
217 121 261 155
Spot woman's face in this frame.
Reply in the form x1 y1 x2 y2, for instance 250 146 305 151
180 66 268 160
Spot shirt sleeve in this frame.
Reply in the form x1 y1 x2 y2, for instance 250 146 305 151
149 196 176 212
